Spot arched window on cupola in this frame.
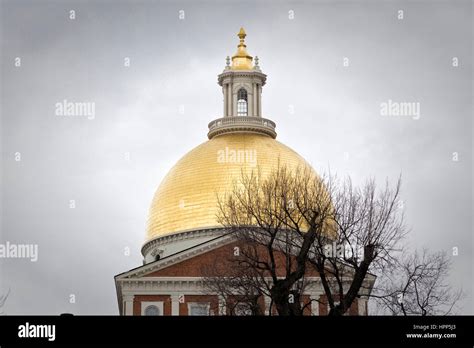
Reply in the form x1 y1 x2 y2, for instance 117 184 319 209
237 88 248 116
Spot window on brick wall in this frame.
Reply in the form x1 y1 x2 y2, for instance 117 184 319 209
234 303 253 316
141 301 164 316
144 305 160 316
188 302 210 316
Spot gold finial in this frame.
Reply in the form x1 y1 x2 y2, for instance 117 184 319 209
231 27 253 70
238 27 246 40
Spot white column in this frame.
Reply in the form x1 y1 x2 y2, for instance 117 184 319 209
253 83 258 116
257 85 262 116
358 298 367 315
227 84 232 116
264 295 272 316
123 295 134 316
248 89 253 117
223 85 227 116
311 296 319 316
171 294 180 316
233 89 238 116
218 296 226 316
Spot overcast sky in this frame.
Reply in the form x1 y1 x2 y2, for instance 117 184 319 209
0 0 472 314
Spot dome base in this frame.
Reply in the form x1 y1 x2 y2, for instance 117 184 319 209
208 116 276 139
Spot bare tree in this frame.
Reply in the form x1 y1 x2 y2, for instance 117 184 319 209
308 177 406 316
373 249 463 315
212 165 333 316
202 164 457 317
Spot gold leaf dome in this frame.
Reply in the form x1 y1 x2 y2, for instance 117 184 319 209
145 133 316 243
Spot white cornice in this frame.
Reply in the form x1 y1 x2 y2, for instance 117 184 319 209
217 70 267 86
119 233 235 280
141 228 225 257
120 278 206 293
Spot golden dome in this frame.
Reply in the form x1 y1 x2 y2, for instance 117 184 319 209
231 27 253 70
146 133 316 243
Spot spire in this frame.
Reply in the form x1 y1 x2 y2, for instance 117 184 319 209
231 27 253 70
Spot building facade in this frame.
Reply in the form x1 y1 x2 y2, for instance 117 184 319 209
114 28 374 316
